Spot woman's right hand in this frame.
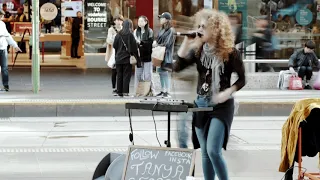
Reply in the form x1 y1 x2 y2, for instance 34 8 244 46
152 41 157 48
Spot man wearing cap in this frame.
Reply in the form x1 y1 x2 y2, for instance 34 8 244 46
289 40 319 89
0 12 21 91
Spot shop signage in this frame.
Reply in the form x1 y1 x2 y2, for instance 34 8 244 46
40 3 58 21
61 1 82 17
14 22 33 33
86 1 107 28
295 9 313 26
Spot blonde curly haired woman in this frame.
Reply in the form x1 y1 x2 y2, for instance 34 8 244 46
173 9 246 180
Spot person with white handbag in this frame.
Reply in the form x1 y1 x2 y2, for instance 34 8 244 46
153 12 175 98
113 19 141 97
105 15 123 95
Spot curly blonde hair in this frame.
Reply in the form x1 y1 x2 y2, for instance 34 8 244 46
194 9 235 61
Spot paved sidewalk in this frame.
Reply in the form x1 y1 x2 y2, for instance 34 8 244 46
0 116 318 180
1 69 319 102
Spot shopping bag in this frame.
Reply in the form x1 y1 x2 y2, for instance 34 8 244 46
313 72 320 90
136 81 151 96
152 46 165 67
135 65 151 97
107 48 115 68
277 70 296 90
289 75 303 90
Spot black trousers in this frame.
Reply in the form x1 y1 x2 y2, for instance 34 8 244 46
71 37 80 57
45 23 52 33
298 66 313 81
116 63 132 95
112 68 117 89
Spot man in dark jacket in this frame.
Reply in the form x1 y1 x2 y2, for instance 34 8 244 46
288 40 319 89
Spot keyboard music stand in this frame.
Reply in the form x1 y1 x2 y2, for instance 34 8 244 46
125 102 213 147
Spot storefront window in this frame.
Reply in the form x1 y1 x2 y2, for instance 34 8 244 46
1 0 85 64
247 0 320 59
160 0 204 18
83 0 136 53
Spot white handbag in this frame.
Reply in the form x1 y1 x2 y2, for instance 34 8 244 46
151 46 165 66
107 48 116 68
151 46 165 60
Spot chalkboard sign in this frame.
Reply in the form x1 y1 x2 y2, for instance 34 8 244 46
122 146 196 180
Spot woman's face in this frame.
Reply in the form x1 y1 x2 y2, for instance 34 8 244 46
114 19 123 26
138 17 147 28
160 17 167 25
198 19 210 42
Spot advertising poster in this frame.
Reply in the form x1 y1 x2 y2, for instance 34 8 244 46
84 0 113 53
218 0 247 41
61 1 82 17
0 0 23 12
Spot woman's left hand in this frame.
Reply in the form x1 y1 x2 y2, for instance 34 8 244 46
212 89 232 104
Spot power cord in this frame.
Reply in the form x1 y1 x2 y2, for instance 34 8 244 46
152 103 162 147
128 109 134 145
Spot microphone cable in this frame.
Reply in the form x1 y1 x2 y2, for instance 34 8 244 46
152 103 162 147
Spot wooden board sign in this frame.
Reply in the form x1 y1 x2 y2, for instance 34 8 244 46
122 146 196 180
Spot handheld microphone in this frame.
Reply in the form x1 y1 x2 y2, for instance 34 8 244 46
174 32 203 38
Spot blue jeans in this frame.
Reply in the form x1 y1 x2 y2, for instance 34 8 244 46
195 96 229 180
0 50 9 87
177 111 192 148
157 67 170 92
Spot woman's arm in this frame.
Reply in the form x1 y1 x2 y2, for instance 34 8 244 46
140 29 154 50
130 34 142 67
133 29 139 43
229 49 246 94
113 34 119 51
177 36 202 58
107 28 115 45
162 27 175 49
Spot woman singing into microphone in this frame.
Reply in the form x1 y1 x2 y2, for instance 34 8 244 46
173 9 246 180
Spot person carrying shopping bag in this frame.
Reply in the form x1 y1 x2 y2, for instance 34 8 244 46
113 19 141 97
133 15 155 96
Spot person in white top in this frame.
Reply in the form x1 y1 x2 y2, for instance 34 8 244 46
105 15 123 95
0 11 21 91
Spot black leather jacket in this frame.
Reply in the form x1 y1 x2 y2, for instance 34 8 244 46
288 48 319 68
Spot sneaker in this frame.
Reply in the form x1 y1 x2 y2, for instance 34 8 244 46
163 92 171 98
304 85 312 90
112 89 117 94
156 92 164 97
1 86 9 92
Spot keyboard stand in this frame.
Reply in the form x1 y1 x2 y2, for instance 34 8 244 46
125 103 213 147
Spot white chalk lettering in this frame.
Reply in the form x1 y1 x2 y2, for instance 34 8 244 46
172 165 184 180
162 165 172 178
130 161 144 175
142 162 152 175
130 149 159 161
170 157 191 165
165 151 192 159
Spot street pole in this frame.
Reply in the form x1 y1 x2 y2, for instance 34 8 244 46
31 0 40 93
